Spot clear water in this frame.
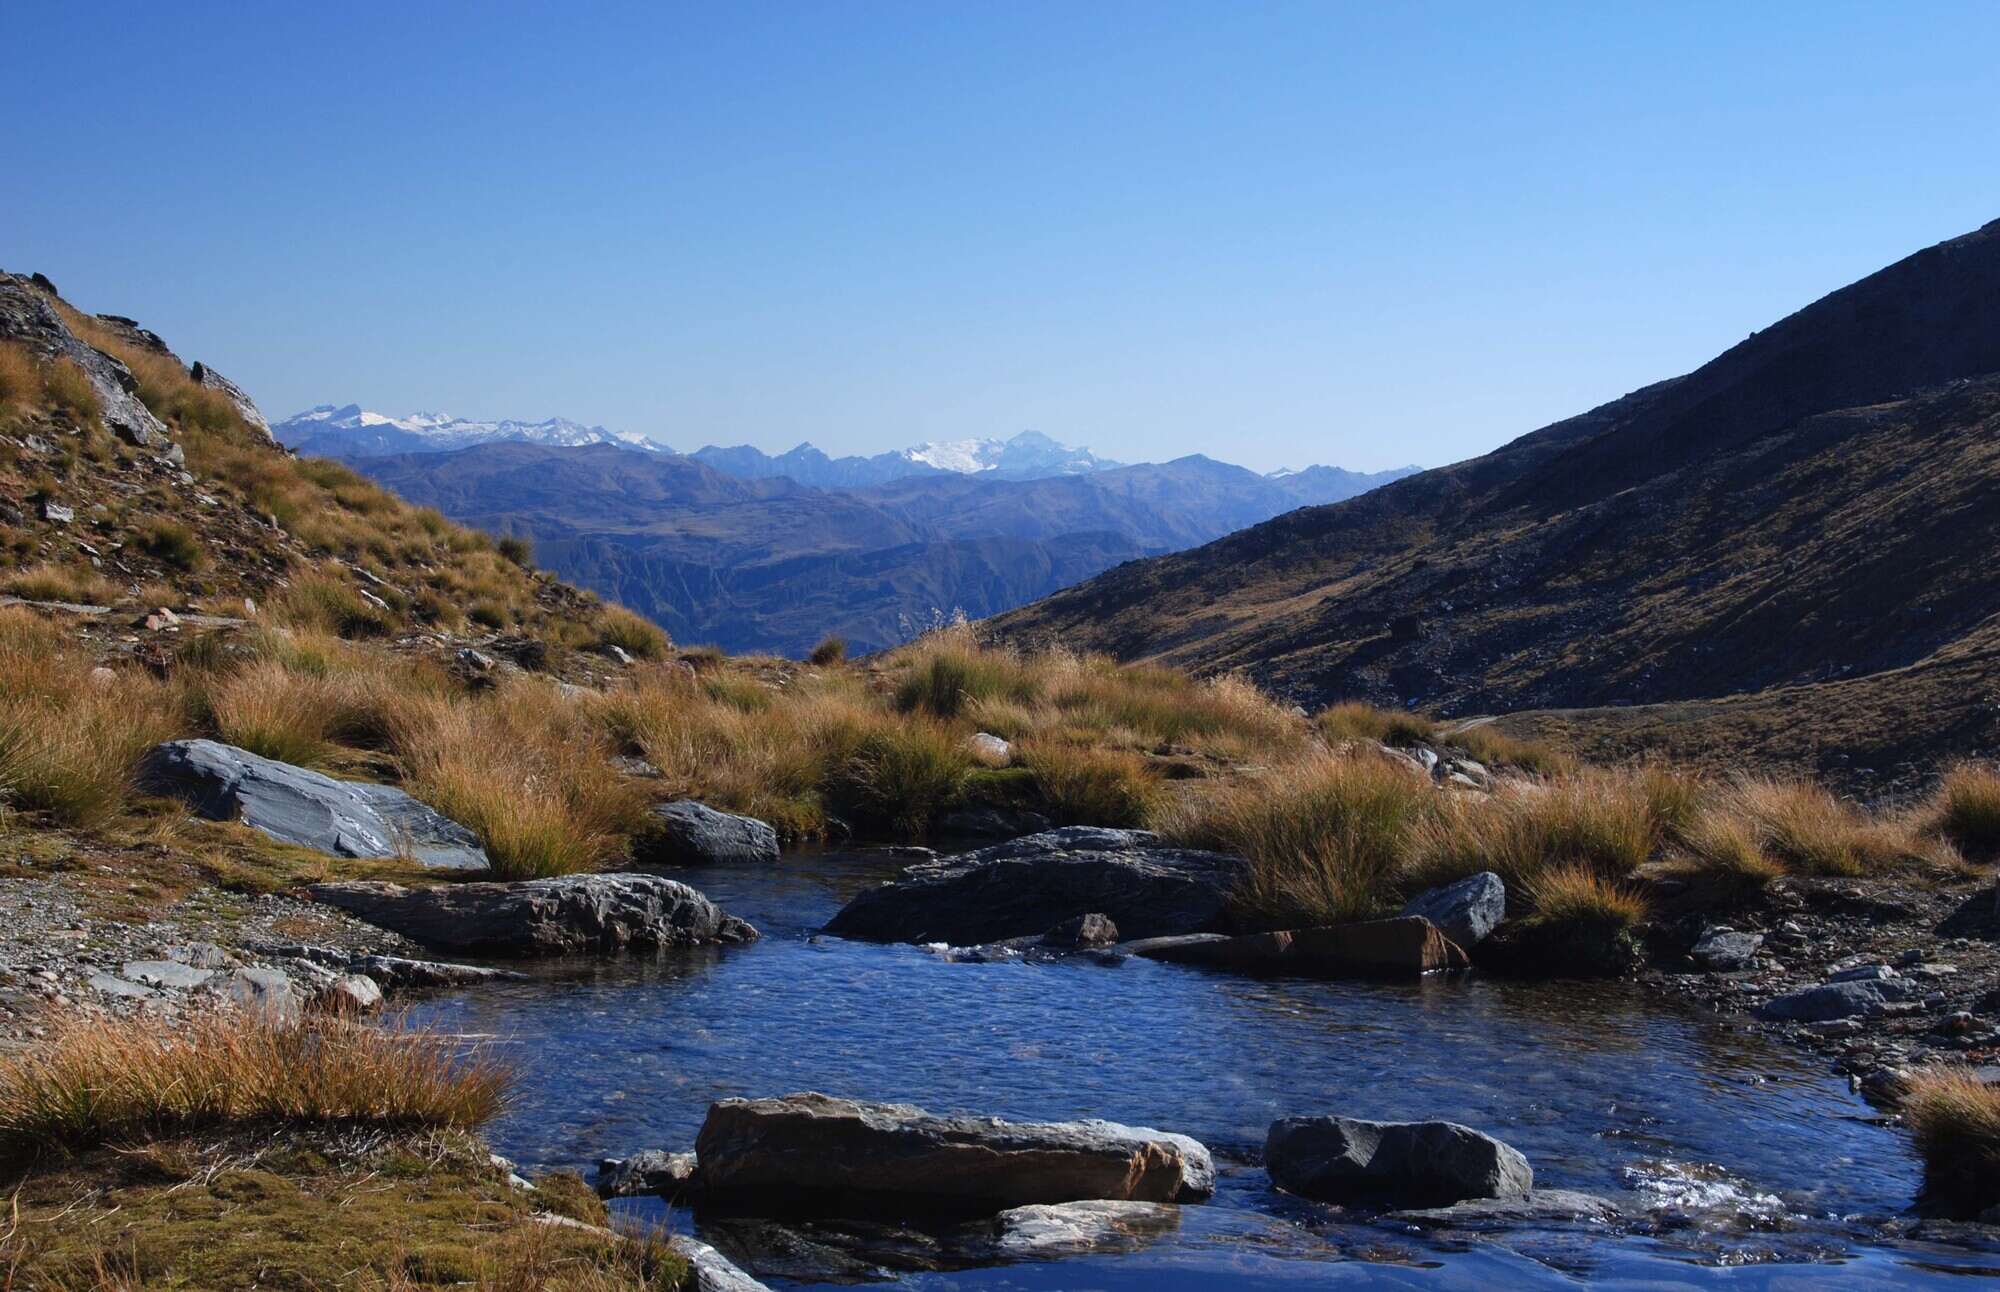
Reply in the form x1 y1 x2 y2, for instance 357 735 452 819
406 851 2000 1287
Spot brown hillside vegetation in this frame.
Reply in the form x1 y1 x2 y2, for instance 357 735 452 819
991 218 2000 795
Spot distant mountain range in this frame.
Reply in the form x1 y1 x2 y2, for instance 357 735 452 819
347 442 1417 656
994 216 2000 793
274 405 667 458
275 412 1324 490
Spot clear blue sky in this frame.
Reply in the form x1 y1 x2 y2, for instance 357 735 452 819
6 2 1997 472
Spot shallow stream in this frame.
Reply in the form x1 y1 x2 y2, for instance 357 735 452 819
407 850 2000 1288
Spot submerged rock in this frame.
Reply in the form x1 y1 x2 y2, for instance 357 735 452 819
1128 918 1470 978
693 1092 1213 1214
640 800 781 866
1265 1115 1533 1207
993 1199 1180 1258
140 739 489 870
1388 1188 1618 1226
823 828 1246 946
598 1150 700 1199
1041 912 1119 948
1400 872 1506 947
307 873 758 957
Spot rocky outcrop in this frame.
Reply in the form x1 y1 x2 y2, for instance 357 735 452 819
1691 927 1764 971
0 272 170 447
639 800 780 866
668 1236 771 1292
140 739 489 870
597 1150 699 1199
1041 912 1118 948
1264 1115 1533 1208
190 361 274 442
307 873 758 957
822 828 1246 946
693 1092 1213 1214
1127 917 1470 978
1401 872 1506 947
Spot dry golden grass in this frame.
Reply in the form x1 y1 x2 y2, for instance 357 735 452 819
2 562 124 606
1441 723 1575 777
1409 772 1658 894
1018 739 1160 828
0 342 39 407
1922 762 2000 859
1156 750 1429 928
595 606 668 660
390 682 649 879
207 659 436 769
1902 1066 2000 1216
1525 863 1650 932
807 635 848 666
0 609 190 828
1725 778 1898 877
1675 807 1787 898
1316 700 1435 747
274 566 394 638
0 1010 507 1156
39 358 100 425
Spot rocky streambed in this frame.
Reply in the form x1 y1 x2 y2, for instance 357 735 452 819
397 846 2000 1289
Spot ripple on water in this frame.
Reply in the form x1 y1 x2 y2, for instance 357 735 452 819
405 850 1974 1288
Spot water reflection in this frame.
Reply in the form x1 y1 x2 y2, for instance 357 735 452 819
405 849 1967 1288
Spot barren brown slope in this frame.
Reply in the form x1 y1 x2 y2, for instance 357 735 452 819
991 219 2000 785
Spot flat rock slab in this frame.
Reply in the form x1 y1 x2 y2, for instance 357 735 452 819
1757 977 1924 1022
694 1092 1213 1215
1266 1115 1533 1208
1128 917 1469 978
823 828 1247 946
641 800 780 866
308 873 758 957
141 739 489 870
1388 1189 1619 1227
669 1236 771 1292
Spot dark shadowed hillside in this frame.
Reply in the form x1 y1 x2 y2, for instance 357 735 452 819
993 218 2000 792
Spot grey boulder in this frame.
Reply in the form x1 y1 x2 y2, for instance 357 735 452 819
823 828 1247 946
694 1092 1213 1213
1400 872 1506 947
640 800 780 866
993 1199 1180 1258
1691 927 1764 971
1757 977 1923 1022
141 739 489 870
1265 1115 1533 1208
307 873 758 957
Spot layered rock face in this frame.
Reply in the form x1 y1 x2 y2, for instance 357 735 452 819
693 1093 1214 1214
823 828 1246 945
308 874 757 956
0 273 171 447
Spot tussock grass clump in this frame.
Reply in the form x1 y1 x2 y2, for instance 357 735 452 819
39 357 100 424
391 683 648 878
895 639 1038 720
1020 739 1160 827
1725 778 1892 877
1159 751 1430 928
1922 763 2000 860
1410 773 1657 894
829 722 972 838
0 341 37 406
0 608 189 828
3 562 124 606
496 533 534 566
0 1010 506 1155
1902 1067 2000 1217
808 635 848 666
1676 808 1786 899
139 517 203 570
1526 863 1650 931
207 658 439 769
1316 701 1435 748
595 606 668 660
274 567 392 639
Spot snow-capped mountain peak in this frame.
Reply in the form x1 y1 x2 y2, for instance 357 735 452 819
272 406 669 457
898 430 1120 478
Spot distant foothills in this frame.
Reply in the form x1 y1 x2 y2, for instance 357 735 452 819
273 407 1417 657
